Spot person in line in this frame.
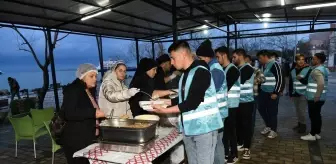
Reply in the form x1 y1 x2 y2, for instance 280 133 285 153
301 53 329 141
8 77 21 101
232 49 255 160
196 40 228 164
152 41 223 164
129 58 174 117
61 63 106 164
215 46 240 164
245 55 266 137
155 54 181 90
289 54 310 133
98 61 139 119
257 50 284 139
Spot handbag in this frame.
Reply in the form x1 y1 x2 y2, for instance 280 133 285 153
49 109 66 145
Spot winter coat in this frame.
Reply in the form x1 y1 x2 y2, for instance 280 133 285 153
98 70 132 118
61 78 97 150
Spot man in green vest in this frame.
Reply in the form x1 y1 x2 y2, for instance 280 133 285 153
289 54 310 133
196 39 228 164
301 53 329 141
257 50 284 139
152 41 223 164
215 46 240 164
232 49 255 160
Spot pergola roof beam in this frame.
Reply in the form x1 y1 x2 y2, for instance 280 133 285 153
312 8 322 30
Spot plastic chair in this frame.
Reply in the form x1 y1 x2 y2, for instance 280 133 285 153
44 121 61 164
30 108 54 132
9 115 47 158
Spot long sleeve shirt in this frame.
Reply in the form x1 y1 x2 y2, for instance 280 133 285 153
172 60 211 113
239 64 254 84
223 64 240 91
209 59 225 92
268 61 284 95
311 69 325 98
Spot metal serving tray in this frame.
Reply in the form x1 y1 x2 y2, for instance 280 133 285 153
98 137 157 154
100 118 158 144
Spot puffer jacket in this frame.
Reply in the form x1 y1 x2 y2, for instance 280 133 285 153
98 70 132 118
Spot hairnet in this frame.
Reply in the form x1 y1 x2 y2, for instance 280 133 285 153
76 63 98 79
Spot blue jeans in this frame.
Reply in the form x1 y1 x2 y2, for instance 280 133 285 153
183 131 218 164
10 91 21 101
258 91 280 131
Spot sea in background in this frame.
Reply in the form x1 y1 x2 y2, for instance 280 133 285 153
0 55 136 90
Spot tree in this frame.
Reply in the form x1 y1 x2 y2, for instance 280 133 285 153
9 24 70 108
156 42 166 57
296 40 311 57
127 41 153 61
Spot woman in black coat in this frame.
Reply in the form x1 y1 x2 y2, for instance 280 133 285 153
129 58 174 117
61 64 105 164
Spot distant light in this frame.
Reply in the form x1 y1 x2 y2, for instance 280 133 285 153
313 46 316 49
203 29 209 35
295 2 336 10
201 25 209 29
81 8 111 21
204 20 209 22
262 13 272 18
262 18 271 22
263 23 268 28
281 0 285 6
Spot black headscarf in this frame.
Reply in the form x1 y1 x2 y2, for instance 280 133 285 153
130 58 157 87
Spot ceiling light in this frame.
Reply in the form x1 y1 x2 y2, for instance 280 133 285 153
295 2 336 10
203 29 209 35
262 13 272 18
263 23 269 28
79 0 109 14
81 8 111 21
201 25 209 29
281 0 285 6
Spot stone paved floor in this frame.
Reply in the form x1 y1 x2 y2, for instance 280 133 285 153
1 75 336 164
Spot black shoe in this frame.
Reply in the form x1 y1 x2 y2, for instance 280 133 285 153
227 156 239 164
242 149 251 159
298 124 306 133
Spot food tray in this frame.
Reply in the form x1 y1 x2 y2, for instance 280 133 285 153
98 137 157 153
100 118 158 144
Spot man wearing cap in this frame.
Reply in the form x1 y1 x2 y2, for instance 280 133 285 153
152 41 223 164
215 46 240 163
301 53 329 141
232 49 255 160
196 40 228 164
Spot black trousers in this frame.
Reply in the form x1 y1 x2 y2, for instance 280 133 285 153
63 146 90 164
236 102 254 149
307 101 325 135
258 91 280 131
223 108 238 157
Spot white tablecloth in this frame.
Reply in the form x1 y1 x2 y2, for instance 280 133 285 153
73 127 183 164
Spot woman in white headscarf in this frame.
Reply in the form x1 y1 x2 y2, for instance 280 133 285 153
98 61 139 118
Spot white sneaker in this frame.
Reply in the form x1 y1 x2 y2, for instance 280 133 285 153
315 134 322 140
300 133 316 141
237 145 244 152
260 127 271 135
267 130 278 139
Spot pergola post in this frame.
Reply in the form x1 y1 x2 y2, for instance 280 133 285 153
136 39 140 65
152 41 155 59
46 28 60 111
234 23 238 49
227 24 230 52
172 0 177 42
96 35 104 78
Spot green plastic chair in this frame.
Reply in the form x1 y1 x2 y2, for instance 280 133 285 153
30 108 54 132
9 115 47 158
44 121 61 164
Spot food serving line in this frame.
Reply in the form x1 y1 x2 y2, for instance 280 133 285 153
74 98 184 164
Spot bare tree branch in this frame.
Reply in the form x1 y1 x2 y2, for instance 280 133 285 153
11 24 43 69
18 47 32 53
